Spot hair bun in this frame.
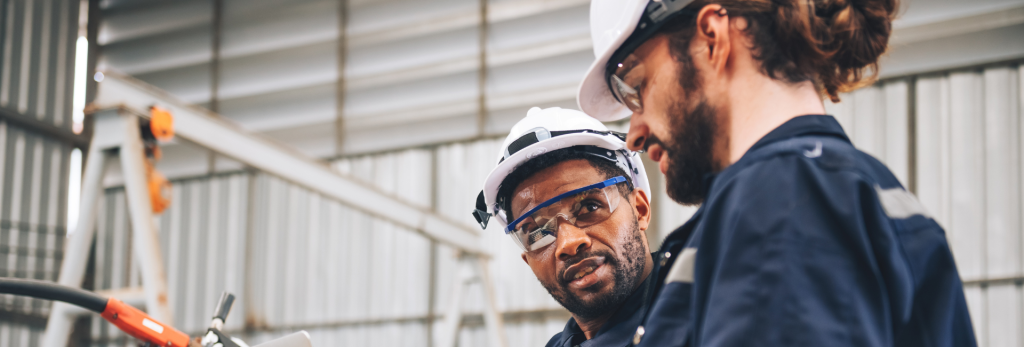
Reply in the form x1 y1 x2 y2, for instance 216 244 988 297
655 0 898 102
820 0 897 70
813 0 898 98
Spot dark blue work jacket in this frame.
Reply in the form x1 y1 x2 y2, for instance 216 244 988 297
634 115 976 347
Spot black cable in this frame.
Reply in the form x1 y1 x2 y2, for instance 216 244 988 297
0 277 108 313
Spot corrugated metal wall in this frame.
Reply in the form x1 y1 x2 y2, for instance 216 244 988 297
1 0 77 127
0 0 80 345
0 122 72 346
90 146 567 346
913 65 1024 347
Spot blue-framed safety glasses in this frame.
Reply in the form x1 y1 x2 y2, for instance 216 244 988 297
506 176 627 252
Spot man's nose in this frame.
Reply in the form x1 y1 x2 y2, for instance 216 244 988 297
555 221 592 261
625 115 649 151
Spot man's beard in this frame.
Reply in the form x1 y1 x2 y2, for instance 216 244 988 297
539 218 647 320
650 98 719 205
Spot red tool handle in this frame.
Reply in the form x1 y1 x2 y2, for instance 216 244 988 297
101 298 191 347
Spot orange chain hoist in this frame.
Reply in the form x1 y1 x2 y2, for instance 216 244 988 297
144 106 175 214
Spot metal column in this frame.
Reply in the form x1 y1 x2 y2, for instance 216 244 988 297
436 254 508 347
43 110 173 347
42 138 109 347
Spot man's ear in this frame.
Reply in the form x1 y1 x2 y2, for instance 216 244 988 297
695 4 732 76
634 189 652 231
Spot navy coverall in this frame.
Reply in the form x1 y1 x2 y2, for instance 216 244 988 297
633 115 976 347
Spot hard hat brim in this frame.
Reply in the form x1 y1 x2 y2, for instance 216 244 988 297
576 0 649 122
482 132 651 229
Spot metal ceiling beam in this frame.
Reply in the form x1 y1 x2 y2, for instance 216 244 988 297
90 71 485 255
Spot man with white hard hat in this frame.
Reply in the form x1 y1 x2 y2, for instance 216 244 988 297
576 0 975 346
473 107 659 347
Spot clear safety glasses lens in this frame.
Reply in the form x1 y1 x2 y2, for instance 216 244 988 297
610 74 643 113
506 177 625 252
608 55 646 113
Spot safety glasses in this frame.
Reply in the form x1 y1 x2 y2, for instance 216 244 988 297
608 53 647 114
604 1 698 115
506 176 627 252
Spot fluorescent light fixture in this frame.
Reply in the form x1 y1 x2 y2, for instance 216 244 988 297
66 148 82 236
72 36 88 134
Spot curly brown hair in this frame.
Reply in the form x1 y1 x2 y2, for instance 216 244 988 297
661 0 898 102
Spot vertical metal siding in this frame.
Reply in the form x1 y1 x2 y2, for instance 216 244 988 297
912 64 1023 347
0 6 78 343
0 120 71 345
826 79 911 185
89 141 572 346
0 10 79 341
0 0 77 130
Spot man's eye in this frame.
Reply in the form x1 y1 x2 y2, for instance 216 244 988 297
580 200 602 214
518 220 537 232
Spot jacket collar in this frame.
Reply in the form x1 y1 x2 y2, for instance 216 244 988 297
746 115 850 154
698 115 849 201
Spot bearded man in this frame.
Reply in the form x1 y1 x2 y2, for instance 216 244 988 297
472 107 656 347
574 0 976 346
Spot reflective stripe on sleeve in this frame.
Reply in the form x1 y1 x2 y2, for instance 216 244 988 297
665 248 698 284
875 185 931 219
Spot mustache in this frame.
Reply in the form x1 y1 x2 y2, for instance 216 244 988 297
643 134 667 153
558 249 615 284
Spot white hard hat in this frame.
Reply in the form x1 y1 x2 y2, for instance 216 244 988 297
577 0 696 121
472 107 651 230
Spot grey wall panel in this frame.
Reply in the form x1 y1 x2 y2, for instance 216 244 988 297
825 80 911 186
985 284 1021 347
221 0 337 60
983 67 1021 280
1 0 77 130
965 286 986 347
910 64 1024 347
218 42 336 102
99 26 214 76
95 0 595 156
949 71 987 281
91 173 251 341
341 113 479 155
881 23 1024 79
0 323 43 347
486 50 591 98
132 62 213 105
486 3 587 52
217 84 336 132
98 0 212 45
0 121 70 322
916 75 953 227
